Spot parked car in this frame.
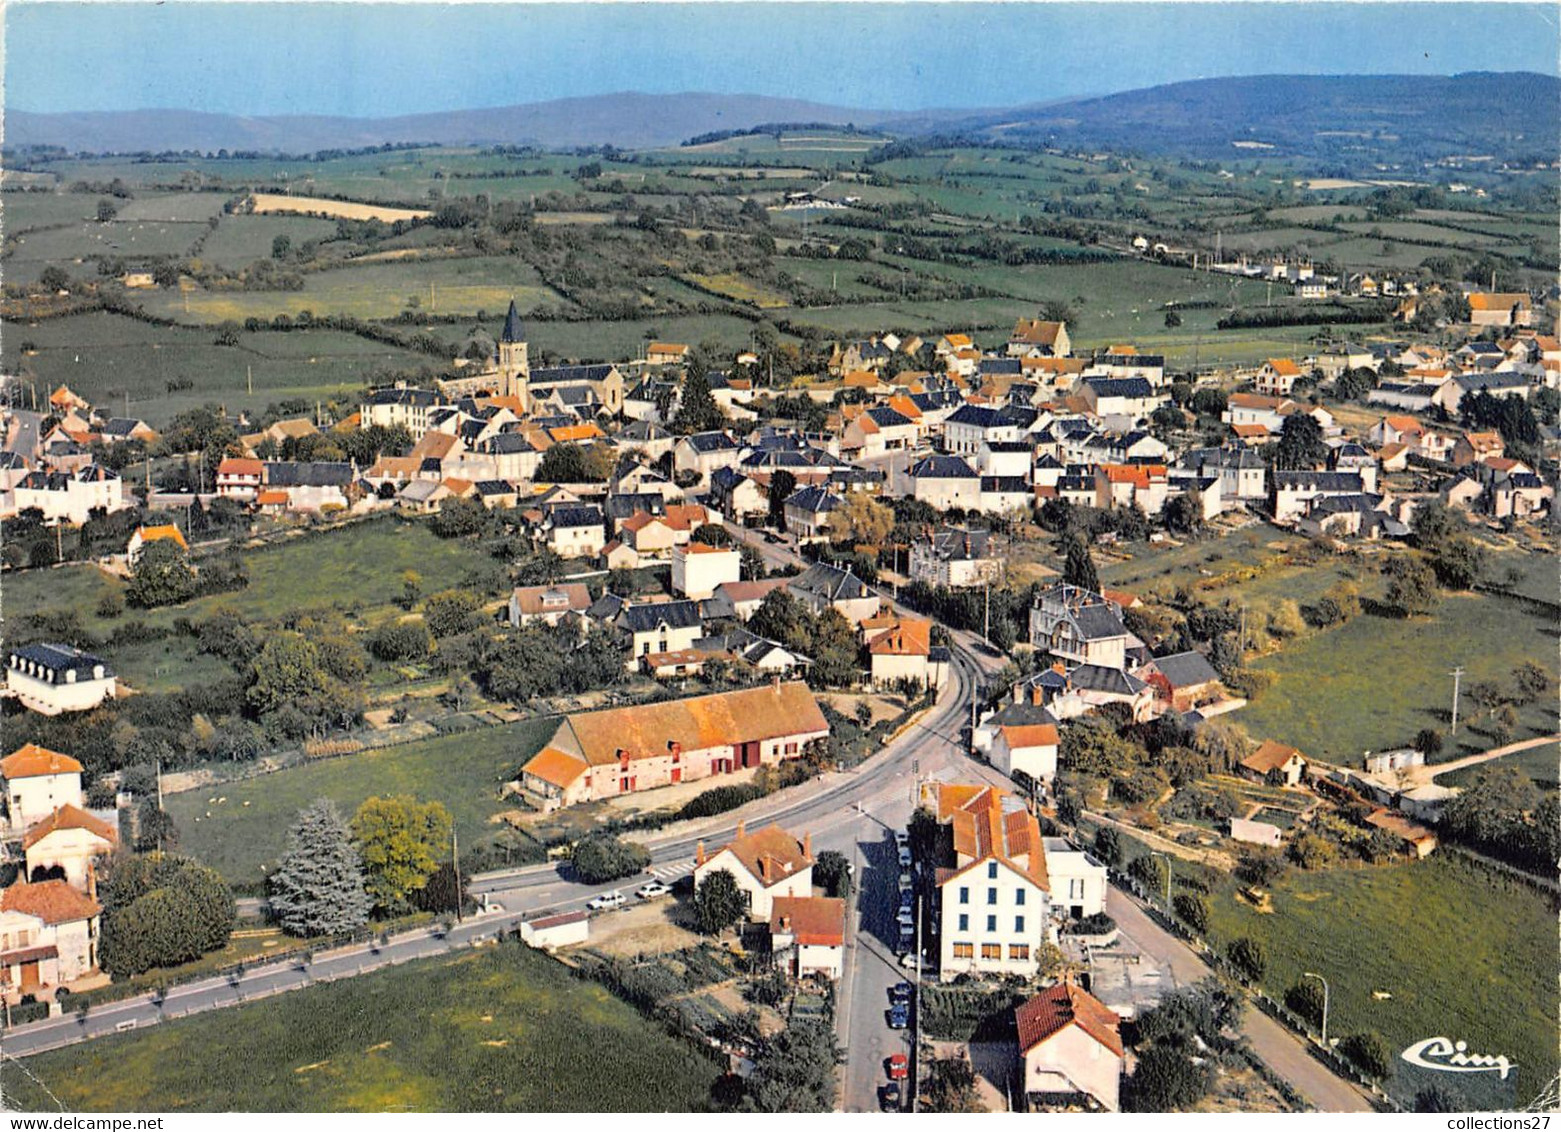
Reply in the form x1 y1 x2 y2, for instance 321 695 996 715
896 909 915 928
897 872 914 891
885 1053 910 1081
586 890 626 911
880 1082 902 1111
887 1004 910 1029
890 981 913 1004
899 951 923 970
894 829 910 848
763 531 782 544
897 846 913 868
635 880 671 899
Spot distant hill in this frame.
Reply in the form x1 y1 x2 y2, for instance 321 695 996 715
4 92 921 154
945 72 1560 163
8 73 1556 163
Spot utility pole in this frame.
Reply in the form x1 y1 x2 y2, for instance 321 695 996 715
247 365 253 397
1449 666 1465 733
452 826 463 924
911 896 922 1114
983 582 991 644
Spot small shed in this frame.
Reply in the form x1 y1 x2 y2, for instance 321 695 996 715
520 910 589 951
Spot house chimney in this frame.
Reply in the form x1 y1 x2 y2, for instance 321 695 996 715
86 859 98 902
803 832 813 859
695 840 706 866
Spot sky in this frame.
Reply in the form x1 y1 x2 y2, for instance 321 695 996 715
6 1 1558 117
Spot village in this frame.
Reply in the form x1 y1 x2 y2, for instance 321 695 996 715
0 264 1555 1114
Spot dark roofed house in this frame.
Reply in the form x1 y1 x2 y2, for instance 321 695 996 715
7 644 117 716
789 561 881 624
1142 650 1223 711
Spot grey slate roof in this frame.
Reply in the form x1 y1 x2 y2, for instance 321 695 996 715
910 454 978 480
791 561 871 602
9 642 112 679
618 600 703 633
1148 650 1221 689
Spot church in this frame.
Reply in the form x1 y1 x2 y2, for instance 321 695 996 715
440 300 624 417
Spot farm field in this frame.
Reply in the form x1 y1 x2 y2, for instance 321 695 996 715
1204 854 1558 1109
1 311 430 425
4 941 723 1112
168 717 555 892
1241 590 1559 763
137 256 559 324
5 219 206 284
248 192 431 223
200 214 341 267
2 191 99 233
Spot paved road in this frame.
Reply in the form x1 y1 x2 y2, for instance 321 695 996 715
1106 888 1375 1113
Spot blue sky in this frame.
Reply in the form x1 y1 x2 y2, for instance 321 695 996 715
6 2 1557 116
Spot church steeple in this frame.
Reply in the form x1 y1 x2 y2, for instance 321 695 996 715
496 298 529 406
501 299 525 344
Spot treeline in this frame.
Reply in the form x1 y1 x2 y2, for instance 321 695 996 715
1217 300 1393 331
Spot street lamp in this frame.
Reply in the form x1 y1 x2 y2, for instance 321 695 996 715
1302 971 1330 1049
1149 851 1173 916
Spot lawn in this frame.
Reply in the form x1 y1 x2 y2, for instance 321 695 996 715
167 716 555 892
4 941 724 1112
1241 591 1559 763
1204 854 1558 1109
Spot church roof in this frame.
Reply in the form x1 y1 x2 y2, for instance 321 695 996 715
500 299 525 344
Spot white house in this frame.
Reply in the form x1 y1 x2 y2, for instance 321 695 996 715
989 721 1060 785
1015 982 1124 1113
769 896 846 980
693 823 815 920
671 542 741 600
6 645 116 716
926 783 1053 982
23 805 117 890
508 583 592 628
0 879 102 998
1040 837 1108 919
0 745 84 833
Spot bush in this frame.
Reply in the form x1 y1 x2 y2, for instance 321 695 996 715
367 620 433 663
675 782 766 820
1173 893 1208 934
1339 1031 1392 1079
1285 979 1326 1031
571 831 651 885
1060 912 1116 936
1226 936 1267 983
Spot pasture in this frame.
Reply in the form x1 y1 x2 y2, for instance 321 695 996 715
166 717 554 892
1241 591 1559 763
0 311 430 425
1204 855 1558 1109
5 942 723 1112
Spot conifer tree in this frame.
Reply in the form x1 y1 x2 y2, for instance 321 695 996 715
269 799 373 937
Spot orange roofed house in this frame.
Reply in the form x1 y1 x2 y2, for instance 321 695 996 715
1239 740 1307 787
694 822 815 920
517 681 830 809
0 745 84 832
769 895 846 979
0 880 102 1001
1016 982 1125 1112
861 615 947 691
23 804 117 890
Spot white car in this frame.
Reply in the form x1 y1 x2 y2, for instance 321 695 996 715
897 847 913 868
894 830 910 848
586 890 626 911
899 951 923 970
636 880 671 899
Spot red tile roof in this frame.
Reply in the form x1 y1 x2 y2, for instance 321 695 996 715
0 745 83 780
1015 982 1123 1057
713 824 814 887
22 804 118 850
1242 739 1304 774
1 879 100 924
770 896 845 947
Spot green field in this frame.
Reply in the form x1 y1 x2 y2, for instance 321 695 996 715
2 311 430 426
137 256 560 323
200 214 341 268
1205 855 1559 1108
1241 591 1559 763
5 941 723 1112
168 717 554 892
